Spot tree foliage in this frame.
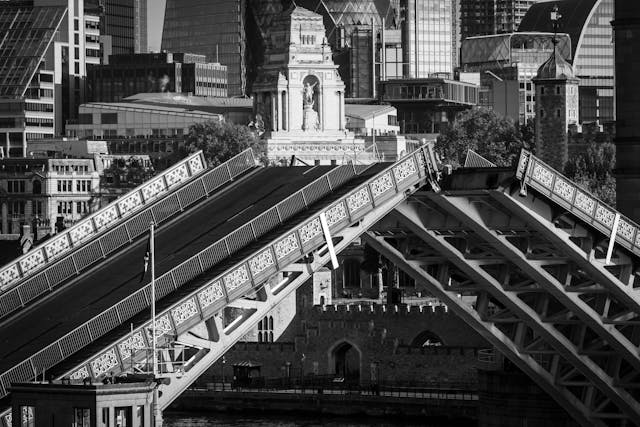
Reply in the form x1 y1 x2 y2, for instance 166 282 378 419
183 120 267 167
435 108 526 168
564 141 616 206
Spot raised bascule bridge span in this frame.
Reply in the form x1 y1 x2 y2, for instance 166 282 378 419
0 146 639 426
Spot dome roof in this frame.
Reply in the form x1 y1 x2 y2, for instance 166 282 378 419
535 46 576 80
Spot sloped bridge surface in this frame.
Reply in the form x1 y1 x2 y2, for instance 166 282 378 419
1 147 640 427
0 146 439 426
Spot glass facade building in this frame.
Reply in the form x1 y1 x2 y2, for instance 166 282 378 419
0 3 67 156
162 0 247 96
402 0 454 78
519 0 614 124
460 0 542 39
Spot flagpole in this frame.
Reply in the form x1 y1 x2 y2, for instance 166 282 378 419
150 221 157 377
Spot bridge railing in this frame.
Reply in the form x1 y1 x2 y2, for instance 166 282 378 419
0 157 376 397
56 146 434 384
0 145 438 401
0 149 256 321
0 151 205 292
516 149 640 259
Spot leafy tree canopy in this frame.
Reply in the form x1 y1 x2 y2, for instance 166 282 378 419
183 120 267 167
564 141 616 206
435 107 527 168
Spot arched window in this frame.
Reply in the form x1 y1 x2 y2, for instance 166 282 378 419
269 316 273 330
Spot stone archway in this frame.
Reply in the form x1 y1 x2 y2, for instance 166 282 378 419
411 330 444 347
328 339 362 383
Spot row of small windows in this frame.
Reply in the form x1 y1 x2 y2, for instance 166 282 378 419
53 164 90 173
57 179 92 192
57 201 90 214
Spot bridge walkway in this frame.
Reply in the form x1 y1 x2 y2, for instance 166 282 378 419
0 162 373 394
0 150 255 322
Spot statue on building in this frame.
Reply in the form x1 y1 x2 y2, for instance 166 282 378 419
303 82 317 107
302 80 319 131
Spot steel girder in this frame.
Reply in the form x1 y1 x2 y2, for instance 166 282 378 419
157 216 373 410
362 227 601 427
377 195 640 425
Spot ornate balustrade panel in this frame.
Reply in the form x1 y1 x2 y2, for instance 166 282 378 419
517 150 640 257
0 151 205 292
0 146 435 403
0 149 256 321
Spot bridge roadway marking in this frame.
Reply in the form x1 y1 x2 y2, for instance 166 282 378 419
0 166 357 373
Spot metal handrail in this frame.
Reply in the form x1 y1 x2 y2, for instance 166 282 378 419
0 158 365 396
517 149 640 259
0 151 208 291
0 145 439 404
0 149 256 321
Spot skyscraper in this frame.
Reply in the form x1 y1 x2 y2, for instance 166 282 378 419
162 0 247 96
0 3 66 156
401 0 454 78
460 0 542 40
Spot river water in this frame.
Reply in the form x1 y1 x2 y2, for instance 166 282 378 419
164 412 475 426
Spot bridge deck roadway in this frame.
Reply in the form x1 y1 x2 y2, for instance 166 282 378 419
0 165 359 374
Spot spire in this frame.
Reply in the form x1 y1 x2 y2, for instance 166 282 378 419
535 4 574 81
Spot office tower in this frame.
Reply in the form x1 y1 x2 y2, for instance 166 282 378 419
519 0 614 124
162 0 247 96
401 0 454 78
134 0 147 53
0 3 66 156
87 52 228 102
460 0 541 40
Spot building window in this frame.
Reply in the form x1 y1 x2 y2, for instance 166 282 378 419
540 87 545 95
73 408 90 427
20 406 35 427
8 201 25 215
556 86 561 95
540 109 545 119
32 180 41 195
258 316 274 343
115 407 131 427
102 408 110 427
7 180 26 193
57 179 72 192
57 201 72 214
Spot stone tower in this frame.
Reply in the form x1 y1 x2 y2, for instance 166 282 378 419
532 44 579 171
252 5 372 165
613 0 640 221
